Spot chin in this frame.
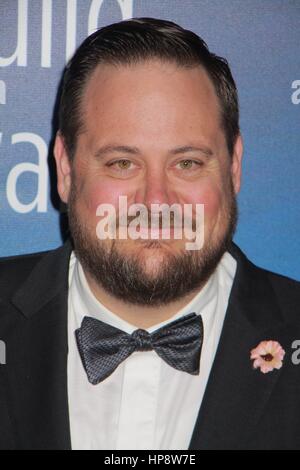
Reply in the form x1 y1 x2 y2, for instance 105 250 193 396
141 256 166 278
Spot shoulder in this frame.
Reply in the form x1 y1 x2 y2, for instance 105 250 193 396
0 248 56 300
230 242 300 292
262 267 300 317
229 242 300 324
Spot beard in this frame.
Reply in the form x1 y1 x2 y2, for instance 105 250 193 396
68 181 238 307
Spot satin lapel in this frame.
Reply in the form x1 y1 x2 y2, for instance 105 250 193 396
189 244 288 450
6 240 72 449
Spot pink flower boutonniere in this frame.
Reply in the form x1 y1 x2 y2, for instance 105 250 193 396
251 340 285 374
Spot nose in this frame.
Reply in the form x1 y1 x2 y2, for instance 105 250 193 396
135 167 174 207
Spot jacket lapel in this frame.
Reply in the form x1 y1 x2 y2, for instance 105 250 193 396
6 240 73 449
189 243 289 449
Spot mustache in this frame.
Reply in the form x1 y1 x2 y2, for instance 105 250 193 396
116 212 197 231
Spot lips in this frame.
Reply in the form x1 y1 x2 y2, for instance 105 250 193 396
137 226 178 238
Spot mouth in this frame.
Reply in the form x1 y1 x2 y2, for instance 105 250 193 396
137 226 179 238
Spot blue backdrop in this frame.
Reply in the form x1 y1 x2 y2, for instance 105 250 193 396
0 0 299 280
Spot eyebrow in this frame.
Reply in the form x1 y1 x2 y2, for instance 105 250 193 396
94 144 214 159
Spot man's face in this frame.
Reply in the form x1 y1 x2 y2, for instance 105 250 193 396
55 59 242 305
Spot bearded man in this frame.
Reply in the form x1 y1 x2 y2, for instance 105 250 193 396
0 17 299 450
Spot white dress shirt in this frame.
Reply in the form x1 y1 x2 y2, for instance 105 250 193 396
67 250 237 450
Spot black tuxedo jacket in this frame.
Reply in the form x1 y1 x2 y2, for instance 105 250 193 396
0 239 300 450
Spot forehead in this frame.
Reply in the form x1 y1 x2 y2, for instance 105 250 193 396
80 59 224 149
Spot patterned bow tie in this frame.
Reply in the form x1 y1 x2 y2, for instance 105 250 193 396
75 313 204 385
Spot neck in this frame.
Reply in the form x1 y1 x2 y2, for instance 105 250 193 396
84 270 204 329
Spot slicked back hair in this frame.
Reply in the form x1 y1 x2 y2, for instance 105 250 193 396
59 17 239 160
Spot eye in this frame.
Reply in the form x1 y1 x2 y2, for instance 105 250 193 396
176 159 203 170
107 159 134 170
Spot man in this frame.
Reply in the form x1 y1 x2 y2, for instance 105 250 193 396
0 17 299 450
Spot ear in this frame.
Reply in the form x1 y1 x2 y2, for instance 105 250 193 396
54 132 72 204
231 134 243 194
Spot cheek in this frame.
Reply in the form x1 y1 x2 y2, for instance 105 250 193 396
184 181 224 221
78 179 127 215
